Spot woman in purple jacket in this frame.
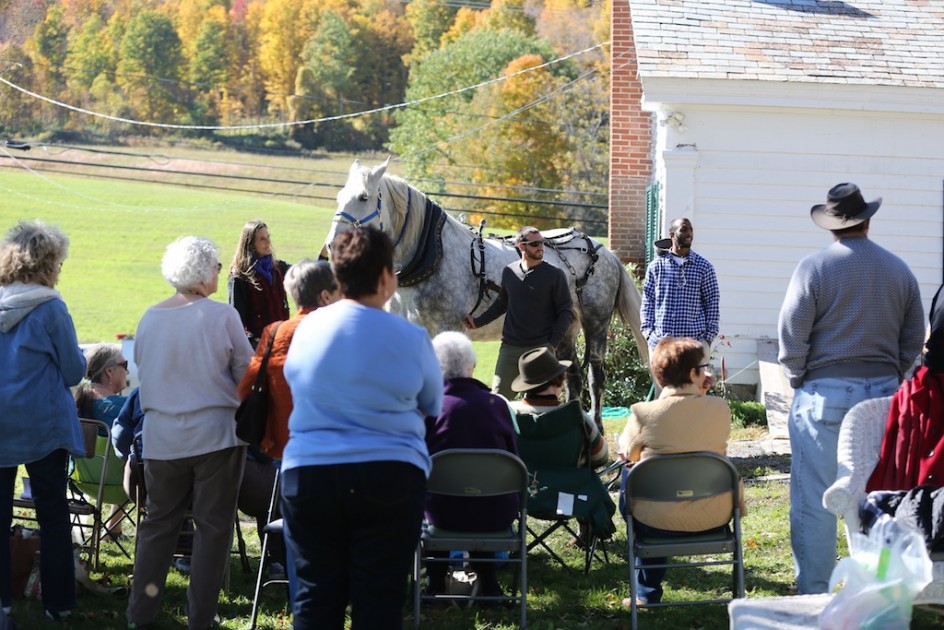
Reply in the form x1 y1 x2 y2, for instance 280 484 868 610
425 332 520 600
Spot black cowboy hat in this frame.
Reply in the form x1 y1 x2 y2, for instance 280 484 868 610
511 347 572 392
810 183 882 230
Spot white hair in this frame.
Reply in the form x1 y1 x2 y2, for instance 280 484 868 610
161 236 219 291
432 331 476 380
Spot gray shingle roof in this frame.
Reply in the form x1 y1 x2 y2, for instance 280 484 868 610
628 0 944 88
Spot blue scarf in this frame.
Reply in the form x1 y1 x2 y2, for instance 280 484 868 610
254 254 274 285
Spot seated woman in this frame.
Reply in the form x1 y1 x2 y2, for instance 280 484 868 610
424 331 519 600
74 343 129 423
866 282 944 493
74 343 130 537
616 336 747 607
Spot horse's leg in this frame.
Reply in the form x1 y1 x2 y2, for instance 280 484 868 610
557 331 583 413
582 320 609 436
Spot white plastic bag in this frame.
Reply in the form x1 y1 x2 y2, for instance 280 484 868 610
820 514 933 629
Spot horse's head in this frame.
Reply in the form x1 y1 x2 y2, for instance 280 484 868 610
324 158 391 255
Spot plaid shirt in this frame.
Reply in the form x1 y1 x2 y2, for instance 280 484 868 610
641 250 720 349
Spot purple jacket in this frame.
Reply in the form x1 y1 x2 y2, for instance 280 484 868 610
424 377 520 531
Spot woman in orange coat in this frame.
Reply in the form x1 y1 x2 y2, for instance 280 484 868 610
238 259 339 460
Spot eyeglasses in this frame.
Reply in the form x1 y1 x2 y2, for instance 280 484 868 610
522 240 544 248
698 362 711 372
110 361 129 371
216 262 223 272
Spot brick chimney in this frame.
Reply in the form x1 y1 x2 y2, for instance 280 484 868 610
609 1 653 266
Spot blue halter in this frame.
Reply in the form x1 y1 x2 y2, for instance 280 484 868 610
333 194 384 231
334 188 413 249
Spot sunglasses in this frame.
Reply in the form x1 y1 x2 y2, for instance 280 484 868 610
522 240 544 248
111 360 129 371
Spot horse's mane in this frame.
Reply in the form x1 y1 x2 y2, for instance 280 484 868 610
381 173 430 250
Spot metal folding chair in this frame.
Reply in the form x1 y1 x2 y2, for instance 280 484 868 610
622 451 745 629
413 449 529 628
249 472 289 629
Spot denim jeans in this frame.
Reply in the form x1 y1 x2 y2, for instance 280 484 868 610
789 375 898 594
0 449 75 614
281 461 425 630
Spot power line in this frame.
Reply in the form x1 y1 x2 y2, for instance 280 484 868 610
0 42 607 131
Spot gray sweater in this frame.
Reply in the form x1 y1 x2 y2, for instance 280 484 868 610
778 237 924 388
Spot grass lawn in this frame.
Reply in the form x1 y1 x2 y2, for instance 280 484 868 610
8 422 943 629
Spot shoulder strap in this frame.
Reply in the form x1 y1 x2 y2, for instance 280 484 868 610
253 321 283 389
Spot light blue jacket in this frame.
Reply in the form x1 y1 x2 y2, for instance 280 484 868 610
282 300 444 477
0 283 87 466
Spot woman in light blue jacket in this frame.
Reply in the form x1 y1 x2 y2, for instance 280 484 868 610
0 220 86 622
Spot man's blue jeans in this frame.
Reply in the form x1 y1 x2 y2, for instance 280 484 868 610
281 461 425 630
789 375 898 594
0 449 75 614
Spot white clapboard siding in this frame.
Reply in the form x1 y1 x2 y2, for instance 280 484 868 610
651 101 944 390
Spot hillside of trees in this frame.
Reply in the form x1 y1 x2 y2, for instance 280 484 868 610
0 0 613 229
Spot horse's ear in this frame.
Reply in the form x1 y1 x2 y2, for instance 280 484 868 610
349 160 361 175
370 157 390 182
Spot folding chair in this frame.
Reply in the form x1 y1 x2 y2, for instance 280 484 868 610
249 472 289 629
514 401 616 574
413 449 529 628
13 418 110 570
72 428 135 560
622 451 745 629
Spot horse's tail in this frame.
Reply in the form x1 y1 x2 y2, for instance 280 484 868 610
615 264 650 365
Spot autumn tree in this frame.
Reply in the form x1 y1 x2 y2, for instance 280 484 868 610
389 27 556 182
257 0 321 117
116 10 185 125
404 0 457 64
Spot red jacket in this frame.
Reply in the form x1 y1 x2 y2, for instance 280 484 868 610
866 366 944 491
237 308 313 459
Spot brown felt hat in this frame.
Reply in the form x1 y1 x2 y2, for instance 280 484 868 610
511 347 572 392
810 182 881 230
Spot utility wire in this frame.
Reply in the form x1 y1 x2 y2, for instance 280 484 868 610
0 42 607 131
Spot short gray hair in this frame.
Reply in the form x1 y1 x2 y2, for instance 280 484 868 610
284 259 337 309
161 236 219 291
432 331 476 380
0 220 69 287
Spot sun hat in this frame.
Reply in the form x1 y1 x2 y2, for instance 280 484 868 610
511 347 572 392
810 183 881 230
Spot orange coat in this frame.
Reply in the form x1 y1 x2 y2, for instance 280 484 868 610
237 308 313 459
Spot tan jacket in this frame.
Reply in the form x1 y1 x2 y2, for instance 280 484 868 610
617 384 748 531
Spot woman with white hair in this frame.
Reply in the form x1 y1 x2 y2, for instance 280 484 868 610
0 220 85 622
424 331 519 601
127 236 253 630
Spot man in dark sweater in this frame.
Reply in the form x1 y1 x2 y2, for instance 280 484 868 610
464 226 575 399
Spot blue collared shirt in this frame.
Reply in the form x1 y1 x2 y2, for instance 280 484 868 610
641 250 720 349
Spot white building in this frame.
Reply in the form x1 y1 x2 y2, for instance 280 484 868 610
623 0 944 392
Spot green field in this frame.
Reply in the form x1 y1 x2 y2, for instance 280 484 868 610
0 165 503 381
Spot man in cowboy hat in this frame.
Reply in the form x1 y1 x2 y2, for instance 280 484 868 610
778 182 924 595
508 347 608 468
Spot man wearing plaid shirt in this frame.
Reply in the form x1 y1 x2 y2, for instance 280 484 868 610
641 218 720 353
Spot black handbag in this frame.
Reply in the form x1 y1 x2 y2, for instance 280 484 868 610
235 321 282 444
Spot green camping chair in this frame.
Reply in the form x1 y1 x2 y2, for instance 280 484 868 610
514 401 616 574
71 420 135 564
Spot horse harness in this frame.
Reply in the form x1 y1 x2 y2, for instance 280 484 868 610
468 226 603 314
397 197 448 287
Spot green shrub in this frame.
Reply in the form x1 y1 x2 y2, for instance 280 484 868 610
728 400 767 429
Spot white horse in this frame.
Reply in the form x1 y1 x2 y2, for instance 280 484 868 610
326 159 649 428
